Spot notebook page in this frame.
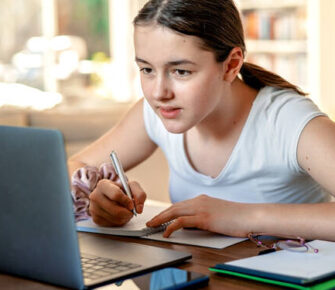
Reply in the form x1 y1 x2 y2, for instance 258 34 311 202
120 204 168 231
142 228 246 249
77 204 168 234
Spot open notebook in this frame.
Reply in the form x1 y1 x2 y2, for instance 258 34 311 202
77 203 169 237
77 200 246 249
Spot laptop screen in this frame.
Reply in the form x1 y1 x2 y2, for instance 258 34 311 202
0 126 84 289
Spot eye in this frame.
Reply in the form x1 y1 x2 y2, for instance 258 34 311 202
140 67 153 75
173 69 191 77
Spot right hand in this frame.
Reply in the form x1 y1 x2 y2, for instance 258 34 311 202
146 194 251 238
89 179 147 227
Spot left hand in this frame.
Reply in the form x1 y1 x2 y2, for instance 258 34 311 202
146 194 251 238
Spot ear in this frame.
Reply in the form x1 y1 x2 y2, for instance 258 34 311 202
222 47 244 83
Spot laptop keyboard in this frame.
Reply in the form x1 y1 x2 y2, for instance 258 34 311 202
81 253 141 283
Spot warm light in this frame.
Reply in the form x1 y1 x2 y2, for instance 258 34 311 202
108 0 135 102
55 50 79 79
50 35 72 51
26 37 49 53
0 83 63 110
12 52 43 69
78 60 94 74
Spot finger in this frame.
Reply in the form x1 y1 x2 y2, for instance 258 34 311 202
146 203 194 227
154 199 196 218
88 210 111 227
96 179 134 210
89 195 133 226
146 204 177 227
91 210 132 227
129 181 147 213
163 216 197 238
90 190 133 218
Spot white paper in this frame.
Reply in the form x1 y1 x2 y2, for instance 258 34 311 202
226 240 335 279
143 228 246 249
77 204 167 235
77 200 246 249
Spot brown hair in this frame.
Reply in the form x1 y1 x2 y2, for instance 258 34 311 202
134 0 307 96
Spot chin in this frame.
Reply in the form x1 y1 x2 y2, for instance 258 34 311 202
166 128 185 134
162 122 189 134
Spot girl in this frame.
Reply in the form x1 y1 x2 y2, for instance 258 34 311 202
69 0 335 241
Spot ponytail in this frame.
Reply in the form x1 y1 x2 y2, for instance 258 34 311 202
240 62 307 96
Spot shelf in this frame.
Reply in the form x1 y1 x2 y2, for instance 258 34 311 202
246 39 307 54
238 0 306 10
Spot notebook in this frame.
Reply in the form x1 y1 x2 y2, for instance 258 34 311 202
0 125 191 290
210 240 335 289
77 201 246 249
77 203 170 237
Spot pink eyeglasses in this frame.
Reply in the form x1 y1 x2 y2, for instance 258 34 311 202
248 233 319 254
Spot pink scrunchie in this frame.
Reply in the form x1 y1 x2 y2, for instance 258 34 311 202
71 163 118 221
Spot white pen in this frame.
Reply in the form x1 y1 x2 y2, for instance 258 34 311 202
110 151 137 216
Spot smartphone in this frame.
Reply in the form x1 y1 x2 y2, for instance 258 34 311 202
97 267 209 290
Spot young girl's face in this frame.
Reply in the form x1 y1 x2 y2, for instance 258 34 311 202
134 24 228 133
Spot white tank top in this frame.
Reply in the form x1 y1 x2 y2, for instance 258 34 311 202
143 86 330 204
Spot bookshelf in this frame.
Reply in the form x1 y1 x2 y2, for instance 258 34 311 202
238 0 308 93
237 0 335 117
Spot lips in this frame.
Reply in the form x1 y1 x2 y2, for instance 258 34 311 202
159 106 181 119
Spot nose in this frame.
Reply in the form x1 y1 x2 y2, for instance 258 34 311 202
151 75 172 101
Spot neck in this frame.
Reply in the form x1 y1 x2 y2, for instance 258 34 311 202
192 78 258 141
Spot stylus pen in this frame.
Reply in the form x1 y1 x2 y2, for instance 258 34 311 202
110 151 137 216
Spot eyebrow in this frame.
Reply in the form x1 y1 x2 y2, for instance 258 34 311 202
135 57 196 66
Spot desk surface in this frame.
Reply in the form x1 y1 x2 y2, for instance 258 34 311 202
0 233 281 290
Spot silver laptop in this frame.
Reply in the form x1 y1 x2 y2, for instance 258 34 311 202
0 125 191 289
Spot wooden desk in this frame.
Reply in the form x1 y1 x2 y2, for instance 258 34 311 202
0 233 281 289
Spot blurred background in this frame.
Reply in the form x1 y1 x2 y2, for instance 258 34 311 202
0 0 334 201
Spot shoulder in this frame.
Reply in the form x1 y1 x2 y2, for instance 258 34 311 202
250 86 327 173
256 86 321 112
253 86 326 127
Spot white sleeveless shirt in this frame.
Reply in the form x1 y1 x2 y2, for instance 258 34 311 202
143 86 330 204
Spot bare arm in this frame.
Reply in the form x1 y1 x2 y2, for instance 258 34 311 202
147 116 335 241
147 196 335 241
297 116 335 195
255 115 335 240
68 98 158 226
68 98 157 174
